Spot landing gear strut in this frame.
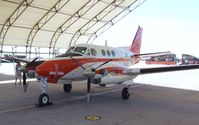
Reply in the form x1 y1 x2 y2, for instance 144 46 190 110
63 84 72 93
121 87 130 100
36 77 52 107
87 78 93 103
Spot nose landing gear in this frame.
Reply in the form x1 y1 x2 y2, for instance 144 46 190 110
35 77 52 107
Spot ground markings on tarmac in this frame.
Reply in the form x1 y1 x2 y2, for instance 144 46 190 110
0 84 146 114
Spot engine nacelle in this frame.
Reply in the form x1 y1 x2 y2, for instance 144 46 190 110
91 75 102 84
27 70 35 78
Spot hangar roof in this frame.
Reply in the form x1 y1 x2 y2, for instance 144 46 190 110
0 0 145 51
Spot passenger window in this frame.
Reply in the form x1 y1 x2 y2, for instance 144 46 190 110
91 48 97 56
111 50 115 57
101 49 106 56
125 52 128 57
107 50 111 57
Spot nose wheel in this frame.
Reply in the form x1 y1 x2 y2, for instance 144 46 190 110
35 77 52 107
36 93 53 107
121 87 130 100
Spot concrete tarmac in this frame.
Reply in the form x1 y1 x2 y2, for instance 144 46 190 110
0 81 199 125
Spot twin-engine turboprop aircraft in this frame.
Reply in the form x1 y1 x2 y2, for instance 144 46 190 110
10 26 199 107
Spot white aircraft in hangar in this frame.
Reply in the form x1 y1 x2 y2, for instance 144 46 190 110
12 26 199 107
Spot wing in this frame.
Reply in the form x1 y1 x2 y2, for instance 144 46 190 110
124 64 199 75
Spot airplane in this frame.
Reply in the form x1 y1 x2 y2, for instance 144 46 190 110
6 26 199 107
30 25 199 107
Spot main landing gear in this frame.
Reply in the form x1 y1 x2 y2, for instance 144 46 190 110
121 86 130 100
63 84 72 93
36 77 52 107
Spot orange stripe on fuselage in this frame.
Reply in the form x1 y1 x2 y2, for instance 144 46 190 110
36 57 130 83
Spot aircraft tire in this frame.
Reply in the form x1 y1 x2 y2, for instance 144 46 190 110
63 84 72 93
121 87 130 100
38 93 49 106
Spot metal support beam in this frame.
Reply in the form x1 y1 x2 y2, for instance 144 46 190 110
0 0 34 55
87 0 146 44
50 0 100 50
69 0 126 46
26 0 70 54
3 0 96 26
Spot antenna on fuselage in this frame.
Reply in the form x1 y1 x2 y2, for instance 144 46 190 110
105 40 108 47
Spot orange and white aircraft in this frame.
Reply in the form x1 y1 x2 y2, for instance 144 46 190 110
17 26 199 106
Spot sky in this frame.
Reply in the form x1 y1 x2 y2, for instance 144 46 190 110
94 0 199 58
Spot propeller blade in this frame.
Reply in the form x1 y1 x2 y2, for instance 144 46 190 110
94 59 112 71
71 58 86 70
87 78 92 103
27 57 38 67
22 72 28 92
87 78 91 93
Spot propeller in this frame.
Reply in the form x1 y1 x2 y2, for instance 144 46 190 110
83 59 112 78
82 59 112 103
19 57 39 92
69 55 112 102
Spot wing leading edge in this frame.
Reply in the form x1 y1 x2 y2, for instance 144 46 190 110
124 64 199 75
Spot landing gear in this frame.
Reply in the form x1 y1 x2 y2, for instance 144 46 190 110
36 77 52 107
63 84 72 93
121 87 130 100
37 93 52 106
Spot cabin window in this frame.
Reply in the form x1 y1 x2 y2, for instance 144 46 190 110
111 50 115 57
101 49 106 56
91 48 97 56
56 47 75 57
107 50 111 57
125 52 128 57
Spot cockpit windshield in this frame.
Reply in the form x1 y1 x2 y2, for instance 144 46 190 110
73 47 87 55
56 47 87 57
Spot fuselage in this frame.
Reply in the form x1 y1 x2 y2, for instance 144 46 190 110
36 44 138 84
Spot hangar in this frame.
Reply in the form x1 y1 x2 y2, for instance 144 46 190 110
0 0 145 59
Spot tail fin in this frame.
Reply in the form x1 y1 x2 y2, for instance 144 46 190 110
130 25 143 64
130 25 143 54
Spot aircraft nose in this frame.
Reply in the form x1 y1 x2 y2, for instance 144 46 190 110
36 62 50 76
36 59 67 77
